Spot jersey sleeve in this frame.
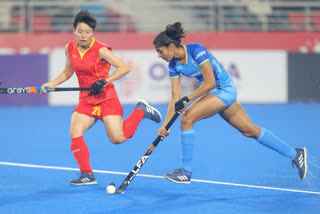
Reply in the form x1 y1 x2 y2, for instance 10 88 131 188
190 43 210 66
104 45 112 51
168 60 180 79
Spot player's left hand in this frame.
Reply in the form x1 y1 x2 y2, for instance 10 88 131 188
175 96 189 113
90 79 107 94
40 82 54 94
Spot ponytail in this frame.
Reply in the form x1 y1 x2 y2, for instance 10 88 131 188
153 22 187 48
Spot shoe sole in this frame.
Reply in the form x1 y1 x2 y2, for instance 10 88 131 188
164 175 191 184
69 181 98 185
300 147 308 180
137 99 162 123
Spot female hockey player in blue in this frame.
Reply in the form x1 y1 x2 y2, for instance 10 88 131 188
154 22 307 184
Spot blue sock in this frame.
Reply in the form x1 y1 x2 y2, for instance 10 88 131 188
180 129 195 173
257 128 296 160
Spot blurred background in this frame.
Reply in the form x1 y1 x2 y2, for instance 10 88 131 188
0 0 319 105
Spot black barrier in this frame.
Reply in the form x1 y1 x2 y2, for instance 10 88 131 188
288 53 320 102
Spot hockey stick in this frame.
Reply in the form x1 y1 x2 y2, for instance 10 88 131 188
114 112 180 194
0 87 90 94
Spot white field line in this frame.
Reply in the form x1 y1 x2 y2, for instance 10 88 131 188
1 161 319 195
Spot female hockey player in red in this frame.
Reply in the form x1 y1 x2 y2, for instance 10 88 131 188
41 10 161 185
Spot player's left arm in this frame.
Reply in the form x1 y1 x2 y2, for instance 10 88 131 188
99 47 130 82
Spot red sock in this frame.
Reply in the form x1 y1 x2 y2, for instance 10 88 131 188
122 108 144 139
71 136 92 173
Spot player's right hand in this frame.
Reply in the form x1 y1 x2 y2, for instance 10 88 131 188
90 79 107 94
158 126 170 141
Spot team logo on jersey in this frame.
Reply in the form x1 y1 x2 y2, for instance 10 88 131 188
72 55 77 58
176 65 182 71
190 58 198 66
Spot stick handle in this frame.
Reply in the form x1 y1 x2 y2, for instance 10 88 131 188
152 112 180 147
0 87 90 94
50 87 90 92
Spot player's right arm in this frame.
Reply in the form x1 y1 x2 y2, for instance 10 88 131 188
41 45 74 93
157 76 181 140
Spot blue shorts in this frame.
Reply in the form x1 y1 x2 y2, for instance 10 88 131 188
209 81 237 107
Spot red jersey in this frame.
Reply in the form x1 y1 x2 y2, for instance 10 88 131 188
68 38 118 105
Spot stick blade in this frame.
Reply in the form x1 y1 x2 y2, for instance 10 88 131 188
115 189 124 194
115 182 129 194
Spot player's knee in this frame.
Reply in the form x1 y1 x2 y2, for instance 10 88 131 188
70 129 81 139
241 130 256 138
109 134 127 144
241 126 260 139
180 114 194 129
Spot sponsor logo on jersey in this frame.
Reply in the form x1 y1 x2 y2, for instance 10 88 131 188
195 50 206 60
211 58 223 73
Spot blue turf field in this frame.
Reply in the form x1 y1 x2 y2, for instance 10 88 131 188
0 103 319 214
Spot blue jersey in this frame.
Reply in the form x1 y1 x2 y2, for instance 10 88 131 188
168 43 232 89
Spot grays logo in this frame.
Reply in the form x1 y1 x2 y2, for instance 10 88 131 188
7 88 30 94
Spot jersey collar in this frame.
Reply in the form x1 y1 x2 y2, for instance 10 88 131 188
77 38 95 59
180 45 188 65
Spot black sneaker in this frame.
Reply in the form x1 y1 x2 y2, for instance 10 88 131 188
292 148 308 180
135 99 162 123
69 172 97 185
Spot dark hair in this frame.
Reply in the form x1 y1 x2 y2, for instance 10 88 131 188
73 10 96 30
153 22 187 48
